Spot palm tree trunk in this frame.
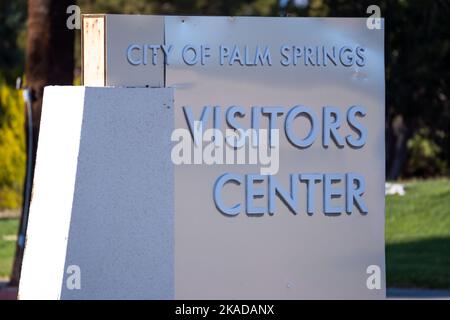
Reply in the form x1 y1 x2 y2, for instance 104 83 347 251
10 0 75 287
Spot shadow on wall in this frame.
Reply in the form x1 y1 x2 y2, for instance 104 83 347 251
386 237 450 289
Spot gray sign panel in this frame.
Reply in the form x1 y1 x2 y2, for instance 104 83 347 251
165 16 385 299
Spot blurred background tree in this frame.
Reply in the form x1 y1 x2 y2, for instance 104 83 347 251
0 0 448 208
0 1 27 82
0 0 448 206
0 0 27 211
26 0 75 160
76 0 450 180
305 0 450 180
0 0 447 292
0 0 449 285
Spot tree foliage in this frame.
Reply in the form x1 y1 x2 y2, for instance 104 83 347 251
0 1 27 209
79 0 279 16
0 79 25 209
0 1 448 210
0 0 27 82
78 0 450 179
309 0 450 178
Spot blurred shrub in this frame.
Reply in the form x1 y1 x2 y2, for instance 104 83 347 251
0 78 25 209
406 128 448 177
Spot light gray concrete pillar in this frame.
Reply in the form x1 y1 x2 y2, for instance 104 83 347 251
19 86 174 299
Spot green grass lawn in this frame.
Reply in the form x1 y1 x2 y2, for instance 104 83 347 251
0 218 18 279
0 179 449 287
386 178 450 289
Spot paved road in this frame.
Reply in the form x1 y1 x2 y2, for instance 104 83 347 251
0 282 17 300
387 288 450 299
1 285 449 300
